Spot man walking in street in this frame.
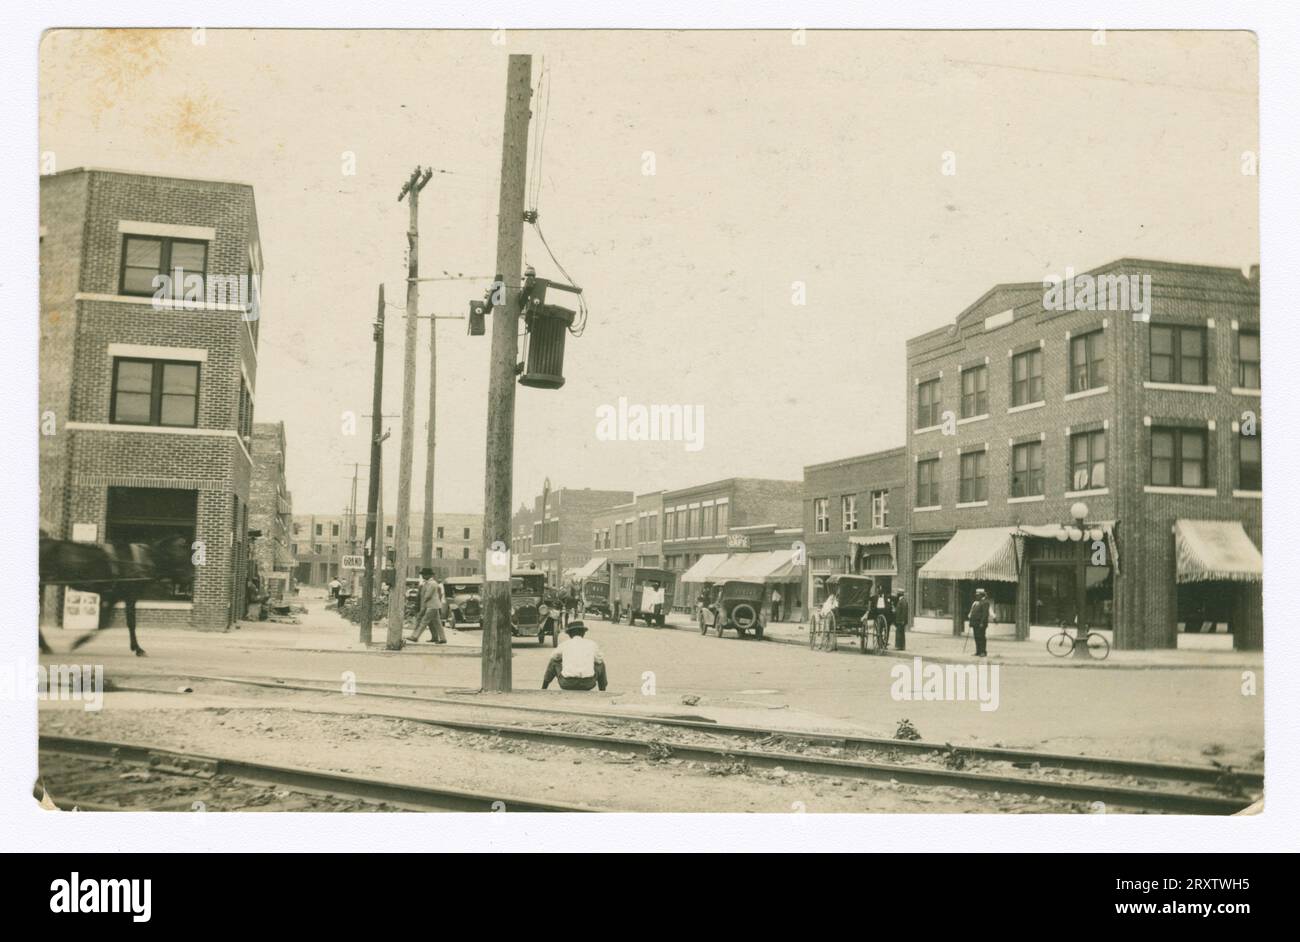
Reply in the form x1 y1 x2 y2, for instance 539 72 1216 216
406 569 446 644
542 621 608 691
967 587 990 657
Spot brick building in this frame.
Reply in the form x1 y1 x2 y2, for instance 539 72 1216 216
587 491 664 606
803 447 906 611
901 259 1261 650
249 421 293 600
660 477 804 615
290 512 483 585
40 168 264 629
511 487 633 586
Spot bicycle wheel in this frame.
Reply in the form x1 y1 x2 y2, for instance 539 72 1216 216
1046 631 1073 657
1086 632 1110 660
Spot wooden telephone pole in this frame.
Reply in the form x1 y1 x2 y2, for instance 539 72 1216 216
421 303 437 573
481 54 532 692
388 166 433 650
360 285 385 645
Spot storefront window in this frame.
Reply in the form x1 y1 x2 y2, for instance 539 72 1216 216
1084 565 1114 629
1031 566 1076 627
919 579 950 618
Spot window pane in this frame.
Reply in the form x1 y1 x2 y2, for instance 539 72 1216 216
1179 354 1204 385
1152 432 1174 459
114 392 152 423
1151 459 1172 486
1181 329 1203 357
1150 327 1172 355
1151 354 1172 383
122 267 161 294
116 361 153 393
1091 461 1106 489
1239 333 1260 361
1092 431 1105 460
1241 438 1261 464
162 363 198 395
170 241 207 274
160 394 196 426
125 238 162 267
1182 432 1204 460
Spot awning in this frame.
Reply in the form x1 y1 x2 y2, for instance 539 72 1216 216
707 550 805 584
918 527 1019 582
850 532 897 574
679 553 731 585
572 557 608 581
1015 521 1119 574
1173 520 1262 584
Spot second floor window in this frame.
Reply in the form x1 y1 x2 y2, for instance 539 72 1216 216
1151 427 1208 488
1238 429 1261 491
960 366 988 418
1150 324 1207 385
841 494 858 531
1011 349 1043 406
1237 330 1260 389
814 498 829 533
1070 430 1107 491
463 527 470 539
871 489 889 528
462 547 470 559
120 235 208 297
111 358 199 427
1011 441 1044 497
959 451 987 503
916 378 941 428
1070 330 1106 392
916 459 940 508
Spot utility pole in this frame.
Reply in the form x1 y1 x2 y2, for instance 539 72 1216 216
421 304 437 573
360 285 385 644
481 54 532 692
388 165 433 650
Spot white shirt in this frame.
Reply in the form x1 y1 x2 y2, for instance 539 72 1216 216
558 635 599 678
643 587 664 608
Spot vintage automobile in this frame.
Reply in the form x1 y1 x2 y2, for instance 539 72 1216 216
581 579 612 619
441 575 483 629
510 571 554 645
700 580 767 639
404 577 423 617
810 573 889 654
622 567 676 627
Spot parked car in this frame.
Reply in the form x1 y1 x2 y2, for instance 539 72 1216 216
702 580 766 639
510 571 552 645
441 575 483 629
404 577 422 616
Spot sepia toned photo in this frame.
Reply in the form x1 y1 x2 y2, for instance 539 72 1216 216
31 27 1263 817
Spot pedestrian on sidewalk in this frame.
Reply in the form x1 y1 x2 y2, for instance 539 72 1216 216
967 587 990 657
328 577 341 605
893 590 909 651
406 569 446 644
542 621 608 691
770 588 782 622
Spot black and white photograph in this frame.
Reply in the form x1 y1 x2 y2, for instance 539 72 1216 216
4 3 1299 878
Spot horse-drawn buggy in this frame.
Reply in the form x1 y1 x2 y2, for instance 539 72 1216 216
809 573 891 654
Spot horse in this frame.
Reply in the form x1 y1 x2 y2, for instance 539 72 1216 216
38 533 194 657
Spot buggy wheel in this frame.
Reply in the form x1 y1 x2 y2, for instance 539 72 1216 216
875 615 890 653
859 619 869 654
699 613 708 635
808 618 819 649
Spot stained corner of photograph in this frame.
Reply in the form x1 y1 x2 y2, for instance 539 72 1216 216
31 27 1263 824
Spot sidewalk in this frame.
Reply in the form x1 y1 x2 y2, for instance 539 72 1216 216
658 613 1262 670
228 597 482 656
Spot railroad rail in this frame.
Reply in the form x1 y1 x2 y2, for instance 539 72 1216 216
38 735 595 813
104 675 1260 814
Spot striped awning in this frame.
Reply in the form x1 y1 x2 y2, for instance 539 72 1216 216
1173 520 1262 584
708 550 805 584
918 527 1019 582
679 553 730 585
572 557 608 581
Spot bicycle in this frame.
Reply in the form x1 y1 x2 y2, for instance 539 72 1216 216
1046 622 1110 659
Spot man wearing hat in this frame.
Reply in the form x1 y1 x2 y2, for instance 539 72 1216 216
406 568 446 644
542 621 608 691
967 587 991 657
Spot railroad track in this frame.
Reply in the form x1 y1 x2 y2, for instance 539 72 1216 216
38 735 595 813
109 674 1261 814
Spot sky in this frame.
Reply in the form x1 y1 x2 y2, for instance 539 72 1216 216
38 29 1259 516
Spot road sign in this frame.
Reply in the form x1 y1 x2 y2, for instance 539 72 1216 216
341 555 364 570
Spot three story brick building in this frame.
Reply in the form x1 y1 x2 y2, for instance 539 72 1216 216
40 168 265 629
901 259 1261 650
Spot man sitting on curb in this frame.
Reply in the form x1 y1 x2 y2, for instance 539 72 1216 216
542 621 608 692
